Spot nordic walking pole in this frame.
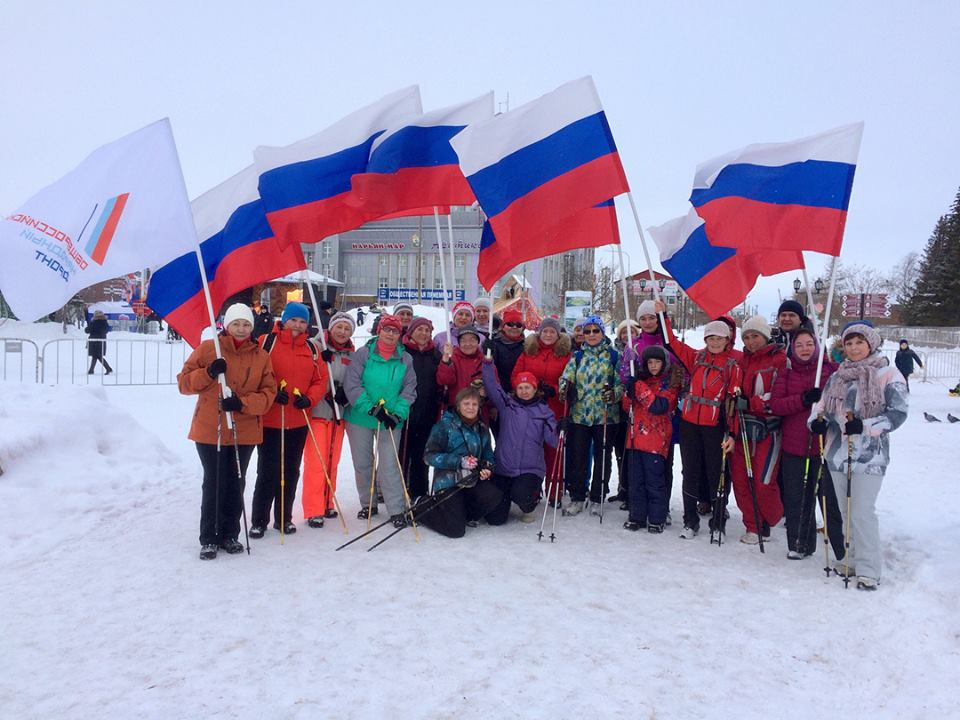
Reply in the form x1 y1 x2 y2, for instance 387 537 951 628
843 411 855 588
215 400 223 550
599 388 611 524
538 425 565 541
737 407 765 554
366 399 386 532
387 426 422 543
228 419 252 554
710 443 729 547
366 486 467 552
549 426 567 542
279 379 287 545
818 433 832 578
295 390 348 534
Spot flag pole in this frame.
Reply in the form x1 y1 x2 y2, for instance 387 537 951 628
302 268 341 423
446 212 457 311
625 192 668 347
814 258 839 387
801 262 821 338
433 207 453 339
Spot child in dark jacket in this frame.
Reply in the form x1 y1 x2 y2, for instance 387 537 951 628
623 346 680 532
481 359 558 525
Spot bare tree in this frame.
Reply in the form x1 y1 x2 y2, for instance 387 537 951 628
887 251 920 304
833 261 891 295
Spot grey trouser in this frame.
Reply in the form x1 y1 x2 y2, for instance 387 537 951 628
829 468 884 581
346 422 406 516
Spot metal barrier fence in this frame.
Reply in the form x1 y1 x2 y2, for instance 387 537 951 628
1 337 189 385
880 349 960 381
880 326 960 349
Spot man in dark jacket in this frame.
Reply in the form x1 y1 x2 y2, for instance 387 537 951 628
895 339 923 391
85 311 113 374
488 309 527 393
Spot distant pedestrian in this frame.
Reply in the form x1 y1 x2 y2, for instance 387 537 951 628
85 311 113 375
894 339 923 391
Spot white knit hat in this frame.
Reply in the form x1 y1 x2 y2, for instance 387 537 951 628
636 300 657 319
473 297 492 310
703 320 731 339
223 303 254 327
741 315 771 341
616 319 640 335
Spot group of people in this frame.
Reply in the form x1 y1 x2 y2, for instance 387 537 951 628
178 295 909 591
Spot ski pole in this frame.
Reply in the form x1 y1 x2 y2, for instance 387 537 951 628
549 425 567 542
295 389 348 534
843 411 855 588
818 433 831 578
797 417 823 558
279 379 287 545
710 443 729 547
387 424 421 543
366 399 386 532
366 486 466 552
538 425 565 542
227 414 252 554
737 407 765 554
599 387 611 524
215 399 223 549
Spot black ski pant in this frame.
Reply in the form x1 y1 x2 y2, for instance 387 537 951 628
197 442 254 546
679 419 726 531
565 422 615 503
781 452 845 557
418 482 502 538
485 473 541 525
252 425 308 529
399 421 431 500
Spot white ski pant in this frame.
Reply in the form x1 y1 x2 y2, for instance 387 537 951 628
829 468 884 581
346 422 406 516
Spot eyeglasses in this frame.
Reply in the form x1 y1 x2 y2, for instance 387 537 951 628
379 327 401 335
583 328 603 335
504 322 523 328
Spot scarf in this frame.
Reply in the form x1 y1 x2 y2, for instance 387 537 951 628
824 352 888 419
375 339 396 360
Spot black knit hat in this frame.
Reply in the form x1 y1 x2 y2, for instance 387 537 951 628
777 299 807 321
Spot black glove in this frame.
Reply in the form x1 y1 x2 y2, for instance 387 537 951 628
810 417 828 435
275 389 289 406
538 381 556 399
845 417 864 436
293 394 311 410
625 377 638 400
375 405 399 430
600 386 614 404
559 416 570 433
482 339 494 353
335 386 349 407
220 394 242 412
801 387 823 407
734 396 750 412
206 357 227 379
320 348 334 363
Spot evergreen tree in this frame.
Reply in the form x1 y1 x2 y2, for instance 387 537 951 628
902 188 960 325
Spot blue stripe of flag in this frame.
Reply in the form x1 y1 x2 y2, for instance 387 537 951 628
662 222 735 290
466 111 619 218
689 160 856 211
367 125 465 172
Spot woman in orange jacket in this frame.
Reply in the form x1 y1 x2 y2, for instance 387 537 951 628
178 303 277 560
249 302 328 538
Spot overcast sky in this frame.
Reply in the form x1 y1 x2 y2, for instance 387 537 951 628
3 1 958 314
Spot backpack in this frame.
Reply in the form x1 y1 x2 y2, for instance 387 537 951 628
260 332 321 362
573 346 619 379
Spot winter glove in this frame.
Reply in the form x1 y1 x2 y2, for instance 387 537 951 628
206 357 227 379
564 384 577 404
470 378 485 390
220 394 243 412
293 394 312 410
801 388 823 407
600 386 615 404
482 339 494 353
334 386 349 407
375 405 400 430
810 417 829 435
625 377 638 400
558 416 570 433
460 455 479 470
275 389 290 406
538 381 556 399
733 395 750 412
320 348 334 363
844 417 864 436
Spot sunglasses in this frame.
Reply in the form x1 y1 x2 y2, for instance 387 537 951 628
583 328 603 335
504 322 523 328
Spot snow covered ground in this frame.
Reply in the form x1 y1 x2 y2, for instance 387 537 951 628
1 322 959 718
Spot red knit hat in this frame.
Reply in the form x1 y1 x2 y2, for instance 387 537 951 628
452 301 475 320
378 314 403 334
501 309 524 325
514 372 537 388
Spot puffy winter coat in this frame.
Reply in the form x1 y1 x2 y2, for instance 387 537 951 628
178 335 277 445
259 324 328 430
810 355 908 476
666 318 742 427
489 333 525 392
404 338 443 429
769 349 837 457
481 361 557 477
436 347 485 408
310 335 354 421
625 369 679 457
424 410 496 492
85 318 109 359
895 348 923 376
343 338 417 430
511 332 573 420
558 339 624 426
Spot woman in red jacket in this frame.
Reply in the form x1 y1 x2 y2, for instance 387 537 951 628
769 327 843 559
436 324 485 411
730 316 787 545
249 302 328 538
657 301 742 539
510 317 573 504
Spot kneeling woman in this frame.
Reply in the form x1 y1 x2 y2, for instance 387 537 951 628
420 388 500 538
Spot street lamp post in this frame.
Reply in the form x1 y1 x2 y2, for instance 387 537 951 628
411 232 422 305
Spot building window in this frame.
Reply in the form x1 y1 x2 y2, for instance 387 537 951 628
455 256 465 270
303 250 315 267
378 276 388 289
455 278 465 291
321 240 332 259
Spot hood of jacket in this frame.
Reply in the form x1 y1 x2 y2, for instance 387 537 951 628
524 331 572 357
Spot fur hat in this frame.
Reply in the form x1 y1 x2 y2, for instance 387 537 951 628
501 309 524 325
538 317 562 334
281 302 310 324
640 345 669 376
328 311 355 333
637 300 658 319
452 301 475 320
741 315 772 341
377 314 404 334
777 299 807 321
393 301 414 315
224 303 254 327
616 319 640 336
404 316 433 339
842 321 882 352
704 320 731 339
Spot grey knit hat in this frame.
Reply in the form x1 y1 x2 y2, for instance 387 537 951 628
328 311 356 333
842 321 882 352
538 317 562 334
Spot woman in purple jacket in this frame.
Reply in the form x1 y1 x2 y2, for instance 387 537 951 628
481 358 558 524
769 328 844 560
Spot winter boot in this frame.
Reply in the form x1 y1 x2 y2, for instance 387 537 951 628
647 522 665 534
249 525 266 539
740 532 760 545
787 550 803 560
274 521 296 534
679 525 699 539
324 507 339 519
623 520 644 532
307 516 325 528
357 506 379 520
563 500 585 516
220 538 244 554
856 576 879 591
390 513 408 529
199 544 218 560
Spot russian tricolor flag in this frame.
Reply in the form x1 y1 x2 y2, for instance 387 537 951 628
649 209 804 319
348 92 494 215
450 77 629 289
690 123 863 257
147 166 306 347
254 86 422 247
